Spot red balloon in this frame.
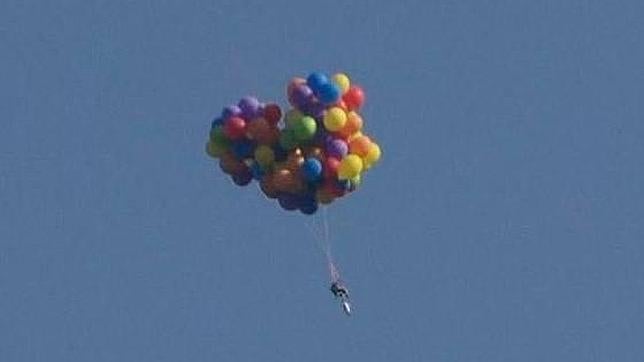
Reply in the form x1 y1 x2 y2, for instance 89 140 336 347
223 116 246 140
263 103 282 126
323 157 340 179
342 86 365 111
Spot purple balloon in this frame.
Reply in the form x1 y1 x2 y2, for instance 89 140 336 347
222 104 242 120
292 84 314 109
238 96 261 119
304 102 326 119
325 137 348 159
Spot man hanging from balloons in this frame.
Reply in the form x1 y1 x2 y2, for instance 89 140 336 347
205 71 381 315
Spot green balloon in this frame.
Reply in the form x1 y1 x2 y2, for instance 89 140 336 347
293 116 317 141
209 126 229 145
279 130 298 150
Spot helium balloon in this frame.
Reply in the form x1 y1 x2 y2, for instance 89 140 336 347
342 86 365 111
254 145 275 169
318 82 341 105
363 142 381 169
301 158 323 182
348 135 372 158
332 73 350 94
306 72 329 94
223 117 246 140
263 103 282 126
292 116 317 141
323 107 347 132
338 112 363 139
325 137 348 159
337 154 363 180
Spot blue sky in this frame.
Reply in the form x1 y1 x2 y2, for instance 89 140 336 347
2 1 644 361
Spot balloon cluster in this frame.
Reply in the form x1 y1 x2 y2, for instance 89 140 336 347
206 72 381 215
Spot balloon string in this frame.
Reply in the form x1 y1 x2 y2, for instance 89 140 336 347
304 207 340 283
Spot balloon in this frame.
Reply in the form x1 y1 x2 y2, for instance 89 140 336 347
232 140 254 159
206 141 226 158
279 130 298 150
348 135 372 158
222 105 242 120
323 107 347 132
273 168 296 192
337 154 363 180
338 111 363 139
254 145 275 169
263 103 282 126
325 137 348 159
323 157 341 179
223 116 246 140
299 197 318 215
363 142 381 169
250 161 264 180
292 116 317 141
232 167 253 186
278 193 299 211
285 109 304 128
332 73 350 94
219 152 245 175
209 126 229 144
342 86 365 111
246 117 272 143
306 72 329 94
301 158 322 182
259 174 279 199
316 187 335 204
211 116 224 128
292 84 314 109
318 82 341 105
238 96 261 119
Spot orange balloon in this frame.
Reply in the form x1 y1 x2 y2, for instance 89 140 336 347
338 112 363 139
259 174 279 199
219 152 244 175
246 118 271 143
316 188 335 205
349 135 372 158
273 168 295 192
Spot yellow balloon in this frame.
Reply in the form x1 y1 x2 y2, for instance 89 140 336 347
338 154 363 180
206 141 226 158
350 174 362 187
323 107 347 132
332 73 351 94
254 145 275 168
363 142 381 169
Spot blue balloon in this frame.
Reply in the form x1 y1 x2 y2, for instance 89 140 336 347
317 82 341 105
299 194 319 215
301 158 322 182
222 105 242 120
232 140 254 159
211 116 224 128
232 169 252 186
250 162 264 181
277 193 298 211
273 145 289 162
306 72 329 94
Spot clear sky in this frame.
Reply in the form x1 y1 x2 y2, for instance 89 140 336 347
2 1 644 361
